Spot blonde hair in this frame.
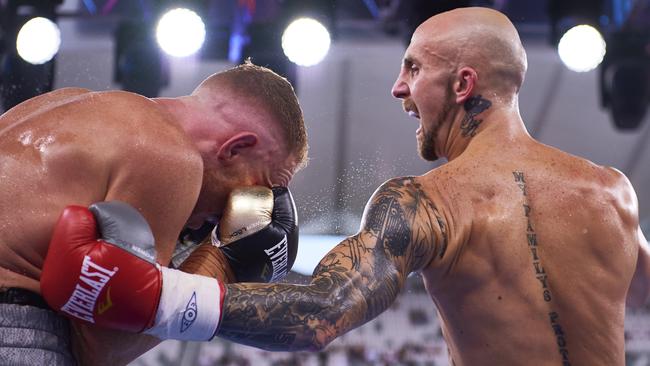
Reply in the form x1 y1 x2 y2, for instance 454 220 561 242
197 60 308 169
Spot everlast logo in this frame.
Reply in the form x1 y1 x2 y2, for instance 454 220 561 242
264 236 289 282
61 256 118 323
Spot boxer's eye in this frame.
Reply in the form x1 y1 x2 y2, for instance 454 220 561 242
402 59 417 75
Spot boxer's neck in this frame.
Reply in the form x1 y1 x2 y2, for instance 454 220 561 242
153 97 194 126
442 97 527 161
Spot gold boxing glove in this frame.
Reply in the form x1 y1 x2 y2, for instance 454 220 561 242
211 186 299 282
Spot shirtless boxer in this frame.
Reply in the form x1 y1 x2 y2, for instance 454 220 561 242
41 7 647 366
0 61 307 365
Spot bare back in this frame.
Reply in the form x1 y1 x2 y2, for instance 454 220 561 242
0 88 203 364
420 137 639 365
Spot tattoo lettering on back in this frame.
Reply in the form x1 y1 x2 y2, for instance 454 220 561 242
513 171 570 366
460 94 492 137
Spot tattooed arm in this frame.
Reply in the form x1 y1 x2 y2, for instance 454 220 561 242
217 177 447 351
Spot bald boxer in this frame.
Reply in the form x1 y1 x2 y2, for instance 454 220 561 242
211 7 647 366
38 7 645 366
0 61 306 365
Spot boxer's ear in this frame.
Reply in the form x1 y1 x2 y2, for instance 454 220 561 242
453 67 477 104
217 132 258 162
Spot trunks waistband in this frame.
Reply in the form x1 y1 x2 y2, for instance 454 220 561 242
0 287 51 310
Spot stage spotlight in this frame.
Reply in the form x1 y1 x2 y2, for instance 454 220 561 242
16 17 61 65
557 24 606 72
156 8 206 57
281 17 330 67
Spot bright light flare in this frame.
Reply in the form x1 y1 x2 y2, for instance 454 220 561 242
16 17 61 65
558 24 606 72
156 8 206 57
282 17 331 67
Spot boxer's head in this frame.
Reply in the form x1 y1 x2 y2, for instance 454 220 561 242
391 7 527 161
172 61 308 228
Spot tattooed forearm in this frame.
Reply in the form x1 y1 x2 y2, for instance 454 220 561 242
513 171 571 365
460 95 492 137
218 234 399 351
217 177 447 351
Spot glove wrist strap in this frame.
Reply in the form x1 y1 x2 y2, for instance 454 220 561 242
144 267 224 341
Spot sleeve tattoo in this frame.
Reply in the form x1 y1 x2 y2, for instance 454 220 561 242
217 177 447 351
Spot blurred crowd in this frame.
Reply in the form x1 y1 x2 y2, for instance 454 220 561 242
133 274 650 366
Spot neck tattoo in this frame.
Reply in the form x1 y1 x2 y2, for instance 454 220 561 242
460 95 492 137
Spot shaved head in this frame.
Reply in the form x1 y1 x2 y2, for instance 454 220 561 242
392 7 529 161
411 7 527 97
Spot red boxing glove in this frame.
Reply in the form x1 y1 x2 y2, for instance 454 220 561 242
41 204 161 332
41 202 224 340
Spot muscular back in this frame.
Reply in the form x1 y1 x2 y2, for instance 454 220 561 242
0 88 202 294
421 137 638 365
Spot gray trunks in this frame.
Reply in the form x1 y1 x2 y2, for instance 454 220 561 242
0 291 75 366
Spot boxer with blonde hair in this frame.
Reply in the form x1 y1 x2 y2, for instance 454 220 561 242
0 61 306 365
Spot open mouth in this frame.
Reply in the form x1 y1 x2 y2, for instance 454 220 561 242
402 99 419 120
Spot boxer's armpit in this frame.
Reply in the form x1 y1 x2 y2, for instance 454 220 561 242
218 177 445 351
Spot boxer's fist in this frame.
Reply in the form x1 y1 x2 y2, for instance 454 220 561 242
214 186 299 282
41 202 224 341
41 202 162 333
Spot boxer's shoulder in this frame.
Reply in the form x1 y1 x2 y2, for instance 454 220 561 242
69 91 197 155
558 156 636 209
367 176 450 268
596 166 639 222
0 87 92 127
370 175 442 210
599 165 633 191
75 90 170 123
44 90 202 196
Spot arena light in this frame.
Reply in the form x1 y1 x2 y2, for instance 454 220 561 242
281 17 331 67
16 17 61 65
156 8 206 57
557 24 606 72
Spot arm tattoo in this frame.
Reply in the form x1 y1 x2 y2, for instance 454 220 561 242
217 177 447 351
460 94 492 137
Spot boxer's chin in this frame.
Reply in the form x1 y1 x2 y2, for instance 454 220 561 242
417 130 438 161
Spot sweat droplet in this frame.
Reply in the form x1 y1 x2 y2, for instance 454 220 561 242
18 131 33 145
34 136 55 152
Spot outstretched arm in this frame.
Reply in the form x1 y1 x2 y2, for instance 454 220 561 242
218 177 447 351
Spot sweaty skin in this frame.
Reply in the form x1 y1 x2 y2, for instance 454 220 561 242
216 8 647 366
0 88 237 365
